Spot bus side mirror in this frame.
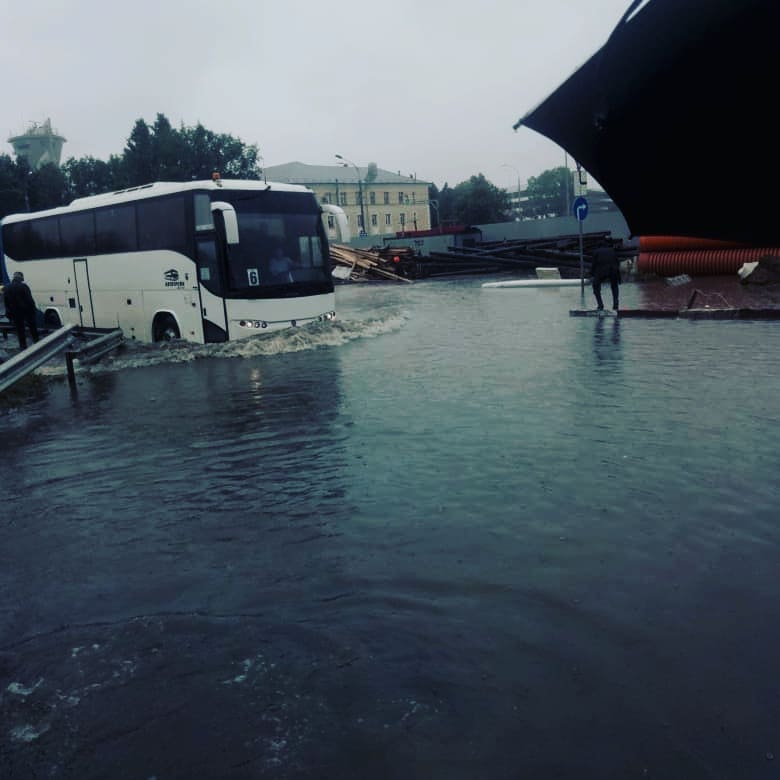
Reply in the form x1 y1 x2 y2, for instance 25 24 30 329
211 201 239 245
321 203 350 242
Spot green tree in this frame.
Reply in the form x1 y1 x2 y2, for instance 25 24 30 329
3 114 263 215
107 154 129 190
524 166 572 218
117 115 262 186
437 183 456 225
62 156 115 199
176 122 261 181
451 173 510 225
0 154 30 218
124 118 155 185
151 113 185 180
27 162 67 211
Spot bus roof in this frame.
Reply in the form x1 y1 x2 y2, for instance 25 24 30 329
1 179 313 225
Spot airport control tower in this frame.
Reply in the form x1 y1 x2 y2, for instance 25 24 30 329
8 119 66 169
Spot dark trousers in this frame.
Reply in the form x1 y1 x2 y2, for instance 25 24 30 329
12 314 39 350
592 270 620 310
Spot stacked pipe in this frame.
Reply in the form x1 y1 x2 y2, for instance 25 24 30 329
637 237 780 276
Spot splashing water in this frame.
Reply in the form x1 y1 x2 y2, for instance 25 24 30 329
34 311 409 378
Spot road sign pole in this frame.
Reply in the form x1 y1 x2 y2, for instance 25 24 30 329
579 217 584 297
572 194 589 299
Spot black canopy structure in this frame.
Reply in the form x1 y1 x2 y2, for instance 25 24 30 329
514 0 780 244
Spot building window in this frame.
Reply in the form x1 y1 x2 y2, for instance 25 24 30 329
385 213 391 225
324 192 332 204
383 192 390 204
398 192 404 204
412 193 416 204
400 213 405 225
369 191 376 205
356 191 363 206
357 214 364 228
339 192 347 206
327 216 335 229
371 214 378 226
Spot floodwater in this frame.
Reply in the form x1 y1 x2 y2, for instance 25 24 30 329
1 276 779 779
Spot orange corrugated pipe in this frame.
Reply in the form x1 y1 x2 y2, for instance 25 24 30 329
638 247 780 276
639 236 748 252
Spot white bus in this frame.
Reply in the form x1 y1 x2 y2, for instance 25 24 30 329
0 177 347 343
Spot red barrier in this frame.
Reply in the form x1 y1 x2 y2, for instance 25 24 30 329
638 248 780 276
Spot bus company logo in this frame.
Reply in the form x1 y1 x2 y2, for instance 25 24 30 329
164 269 185 288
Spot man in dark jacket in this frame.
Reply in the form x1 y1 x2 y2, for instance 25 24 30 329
3 271 39 349
590 240 621 311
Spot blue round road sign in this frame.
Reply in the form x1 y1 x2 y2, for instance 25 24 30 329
572 196 588 221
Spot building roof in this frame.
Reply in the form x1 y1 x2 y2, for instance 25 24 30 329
264 162 429 186
513 0 778 244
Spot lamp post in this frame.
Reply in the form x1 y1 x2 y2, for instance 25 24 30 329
258 154 266 184
428 199 440 232
501 163 521 220
335 154 366 237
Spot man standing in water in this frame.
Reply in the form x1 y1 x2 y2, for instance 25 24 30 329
3 271 40 350
590 240 621 312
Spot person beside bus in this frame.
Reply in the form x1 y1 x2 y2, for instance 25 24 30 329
590 240 621 312
3 271 40 349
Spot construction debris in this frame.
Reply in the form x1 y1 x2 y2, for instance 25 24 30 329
330 232 634 283
423 232 619 278
739 254 780 285
330 245 416 283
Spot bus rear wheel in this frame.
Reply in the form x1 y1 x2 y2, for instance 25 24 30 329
154 315 180 342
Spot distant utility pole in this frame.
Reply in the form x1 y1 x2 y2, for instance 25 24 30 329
502 163 521 220
335 154 366 237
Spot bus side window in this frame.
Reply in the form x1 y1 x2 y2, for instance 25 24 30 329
96 206 137 253
60 212 96 256
194 194 213 231
197 238 222 294
138 196 186 253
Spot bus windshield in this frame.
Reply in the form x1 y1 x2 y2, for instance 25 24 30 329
224 193 330 297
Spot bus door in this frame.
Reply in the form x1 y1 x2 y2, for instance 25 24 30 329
73 258 95 328
195 236 229 342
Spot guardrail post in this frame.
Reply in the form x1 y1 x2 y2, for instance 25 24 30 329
0 324 78 394
66 351 77 385
64 329 124 385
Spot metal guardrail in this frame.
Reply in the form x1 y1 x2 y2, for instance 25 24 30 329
65 329 124 383
0 324 78 393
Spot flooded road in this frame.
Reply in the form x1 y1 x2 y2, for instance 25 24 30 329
1 277 779 779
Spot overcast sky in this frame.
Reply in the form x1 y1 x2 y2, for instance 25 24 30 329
2 0 631 191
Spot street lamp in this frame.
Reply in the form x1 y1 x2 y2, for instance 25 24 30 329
335 154 366 237
428 199 440 232
501 163 521 220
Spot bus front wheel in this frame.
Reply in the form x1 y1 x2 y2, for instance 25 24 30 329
154 314 180 342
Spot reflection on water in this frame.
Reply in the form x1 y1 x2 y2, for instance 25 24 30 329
592 316 621 367
2 278 780 779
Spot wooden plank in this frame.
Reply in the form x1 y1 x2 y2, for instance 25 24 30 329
569 309 618 317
